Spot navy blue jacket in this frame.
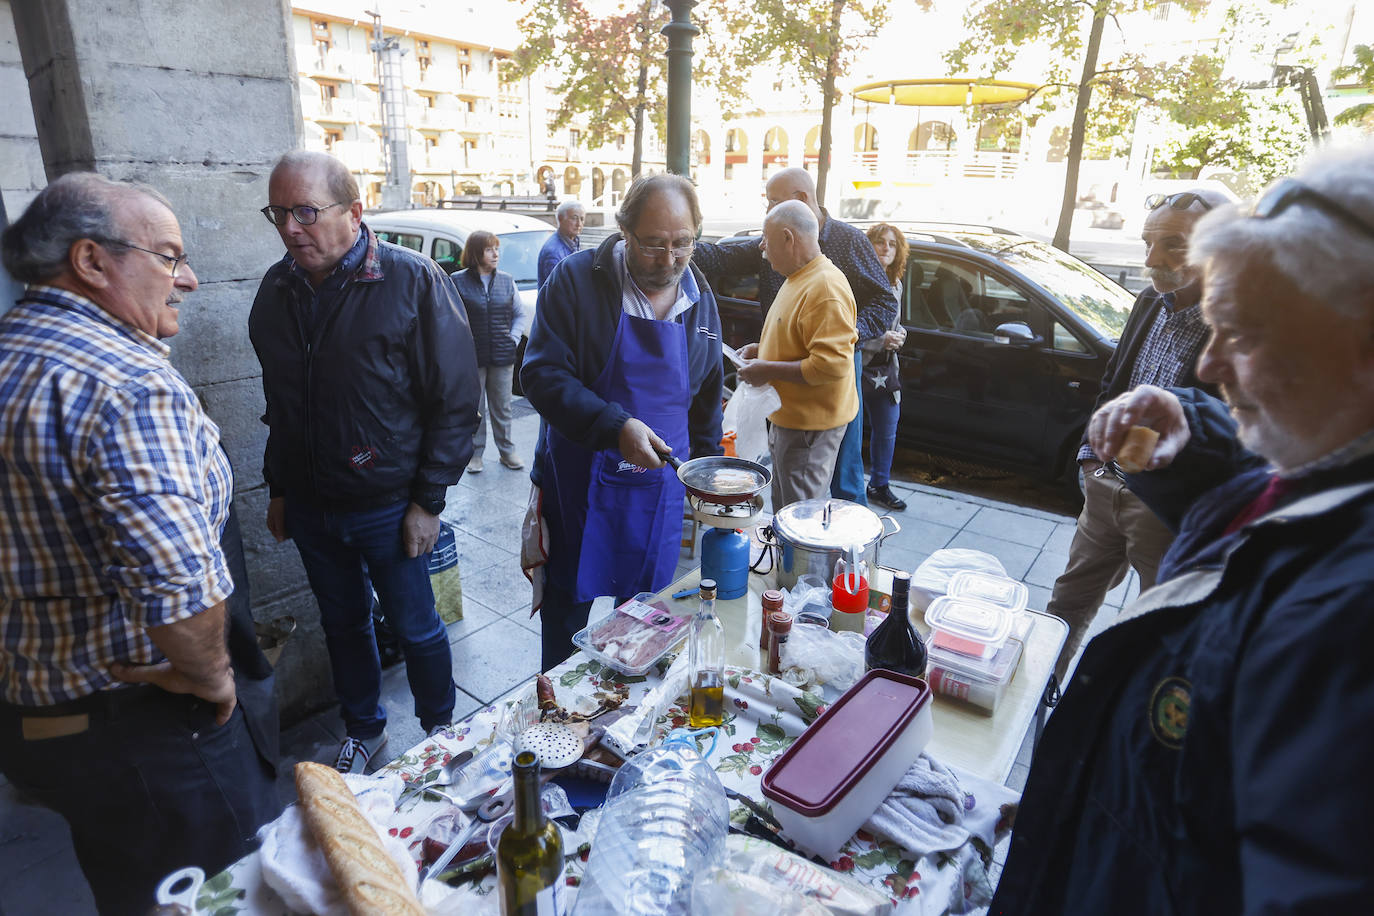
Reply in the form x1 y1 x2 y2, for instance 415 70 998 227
520 235 724 469
249 225 480 511
993 389 1374 915
450 267 518 367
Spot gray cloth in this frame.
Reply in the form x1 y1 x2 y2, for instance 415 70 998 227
863 753 970 857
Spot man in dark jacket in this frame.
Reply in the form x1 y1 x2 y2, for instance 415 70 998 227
250 151 480 773
521 173 723 669
1046 186 1226 682
992 144 1374 915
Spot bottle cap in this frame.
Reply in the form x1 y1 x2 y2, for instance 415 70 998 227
699 578 717 598
768 610 793 634
761 589 784 611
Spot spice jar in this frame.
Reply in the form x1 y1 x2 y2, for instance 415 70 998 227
760 589 784 651
767 610 794 674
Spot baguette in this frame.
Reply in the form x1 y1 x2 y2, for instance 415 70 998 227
294 761 425 916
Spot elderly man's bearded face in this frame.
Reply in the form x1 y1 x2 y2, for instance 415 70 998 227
1197 256 1374 471
624 190 695 293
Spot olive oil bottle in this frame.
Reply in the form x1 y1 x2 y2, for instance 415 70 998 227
688 578 725 727
497 750 565 915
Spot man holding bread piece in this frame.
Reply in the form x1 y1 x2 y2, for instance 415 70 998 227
993 143 1374 916
1046 186 1227 683
0 174 280 914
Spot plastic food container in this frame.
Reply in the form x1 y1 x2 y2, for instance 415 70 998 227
947 571 1028 615
924 595 1014 660
760 670 933 861
571 593 689 675
926 614 1031 714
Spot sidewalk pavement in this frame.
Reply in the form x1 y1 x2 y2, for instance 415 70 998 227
0 400 1135 914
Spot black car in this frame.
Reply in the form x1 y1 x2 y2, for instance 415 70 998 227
708 221 1138 490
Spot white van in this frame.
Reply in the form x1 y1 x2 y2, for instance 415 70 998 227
367 209 554 332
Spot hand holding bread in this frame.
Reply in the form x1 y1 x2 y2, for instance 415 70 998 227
1087 384 1191 473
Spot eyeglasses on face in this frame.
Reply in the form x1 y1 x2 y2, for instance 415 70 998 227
1247 178 1374 241
1144 192 1214 212
630 232 695 258
260 202 348 226
102 239 192 278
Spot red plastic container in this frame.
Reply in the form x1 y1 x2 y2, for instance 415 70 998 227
760 669 933 860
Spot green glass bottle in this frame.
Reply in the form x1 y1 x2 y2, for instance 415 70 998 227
497 750 566 915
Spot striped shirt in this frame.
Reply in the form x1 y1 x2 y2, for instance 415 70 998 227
0 286 233 706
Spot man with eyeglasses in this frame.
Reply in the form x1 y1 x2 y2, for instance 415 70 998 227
693 167 898 508
0 173 280 913
992 144 1374 915
520 173 723 669
1046 185 1228 685
249 150 480 773
736 200 857 507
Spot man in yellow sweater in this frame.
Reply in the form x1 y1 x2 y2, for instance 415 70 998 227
737 200 858 508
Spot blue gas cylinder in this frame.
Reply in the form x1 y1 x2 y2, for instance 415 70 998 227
701 527 750 599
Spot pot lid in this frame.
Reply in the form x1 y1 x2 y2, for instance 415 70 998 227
770 498 883 551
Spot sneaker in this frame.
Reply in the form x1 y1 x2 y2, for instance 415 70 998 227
867 484 907 511
467 454 484 474
334 731 388 774
499 453 525 470
427 723 454 739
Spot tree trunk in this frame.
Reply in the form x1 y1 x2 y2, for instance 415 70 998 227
1052 4 1106 252
815 0 845 208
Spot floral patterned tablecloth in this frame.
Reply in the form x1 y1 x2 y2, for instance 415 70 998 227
203 654 1013 915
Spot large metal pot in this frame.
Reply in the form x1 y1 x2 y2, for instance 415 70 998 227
761 498 901 590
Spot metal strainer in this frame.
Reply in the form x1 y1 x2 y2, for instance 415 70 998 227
513 721 584 769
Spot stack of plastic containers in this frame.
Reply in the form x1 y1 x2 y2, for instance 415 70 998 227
922 571 1030 714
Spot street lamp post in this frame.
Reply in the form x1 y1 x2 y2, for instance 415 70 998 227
662 0 698 176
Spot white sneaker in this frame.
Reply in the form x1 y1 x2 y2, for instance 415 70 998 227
467 454 484 474
334 731 389 774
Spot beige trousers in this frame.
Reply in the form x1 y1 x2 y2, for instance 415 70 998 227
768 423 847 510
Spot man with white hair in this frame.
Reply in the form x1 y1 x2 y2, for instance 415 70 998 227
538 199 585 287
694 167 896 507
991 144 1374 914
737 200 857 507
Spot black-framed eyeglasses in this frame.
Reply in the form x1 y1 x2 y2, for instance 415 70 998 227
102 239 192 278
1145 192 1214 212
629 231 695 259
260 202 348 226
1247 177 1374 241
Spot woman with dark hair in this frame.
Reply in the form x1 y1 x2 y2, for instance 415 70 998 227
451 230 523 472
862 223 909 510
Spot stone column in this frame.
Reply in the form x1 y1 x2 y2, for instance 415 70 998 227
11 0 330 723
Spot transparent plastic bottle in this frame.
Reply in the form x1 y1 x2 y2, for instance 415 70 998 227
572 729 729 916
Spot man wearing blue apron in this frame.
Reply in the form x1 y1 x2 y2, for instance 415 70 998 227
521 174 724 668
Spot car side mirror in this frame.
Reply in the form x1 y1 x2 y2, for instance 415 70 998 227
994 322 1043 348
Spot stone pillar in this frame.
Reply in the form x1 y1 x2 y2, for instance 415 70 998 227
11 0 331 723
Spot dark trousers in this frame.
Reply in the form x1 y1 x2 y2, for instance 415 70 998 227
0 688 279 916
829 352 869 504
539 576 595 671
286 498 456 737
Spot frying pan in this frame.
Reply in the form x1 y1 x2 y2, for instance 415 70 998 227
656 449 771 505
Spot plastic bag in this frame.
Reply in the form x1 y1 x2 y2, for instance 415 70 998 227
911 549 1008 611
719 834 894 916
781 574 830 621
722 381 781 464
780 622 867 691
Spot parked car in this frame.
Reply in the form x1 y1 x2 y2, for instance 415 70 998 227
709 221 1138 490
367 209 554 332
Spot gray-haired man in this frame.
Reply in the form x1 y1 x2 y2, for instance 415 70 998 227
538 199 585 287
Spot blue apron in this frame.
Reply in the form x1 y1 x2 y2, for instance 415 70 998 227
544 311 691 603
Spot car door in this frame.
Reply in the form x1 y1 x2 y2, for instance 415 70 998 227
896 252 1053 467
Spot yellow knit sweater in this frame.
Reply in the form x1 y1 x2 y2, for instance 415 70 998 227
758 254 858 430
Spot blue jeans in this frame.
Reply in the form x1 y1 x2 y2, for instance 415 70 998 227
864 386 900 488
286 499 455 737
829 352 868 505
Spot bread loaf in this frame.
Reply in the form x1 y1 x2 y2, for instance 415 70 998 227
294 761 425 916
1116 425 1160 474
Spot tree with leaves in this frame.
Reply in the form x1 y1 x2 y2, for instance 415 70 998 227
1333 43 1374 132
507 0 742 181
718 0 907 206
948 0 1306 249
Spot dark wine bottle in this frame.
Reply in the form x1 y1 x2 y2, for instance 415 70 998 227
864 572 927 677
497 750 566 915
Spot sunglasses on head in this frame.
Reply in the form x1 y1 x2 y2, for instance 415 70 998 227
1144 192 1214 212
1247 178 1374 241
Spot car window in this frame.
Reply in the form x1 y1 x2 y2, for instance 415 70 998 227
909 256 1034 339
495 229 554 291
1052 320 1090 353
375 230 422 252
968 240 1135 341
432 237 463 272
715 274 759 302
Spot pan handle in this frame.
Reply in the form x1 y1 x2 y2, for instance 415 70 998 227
653 446 683 470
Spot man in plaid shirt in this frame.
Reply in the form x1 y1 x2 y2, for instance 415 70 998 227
1048 188 1227 684
0 173 279 914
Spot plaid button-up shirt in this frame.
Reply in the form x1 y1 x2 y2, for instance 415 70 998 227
0 286 233 706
